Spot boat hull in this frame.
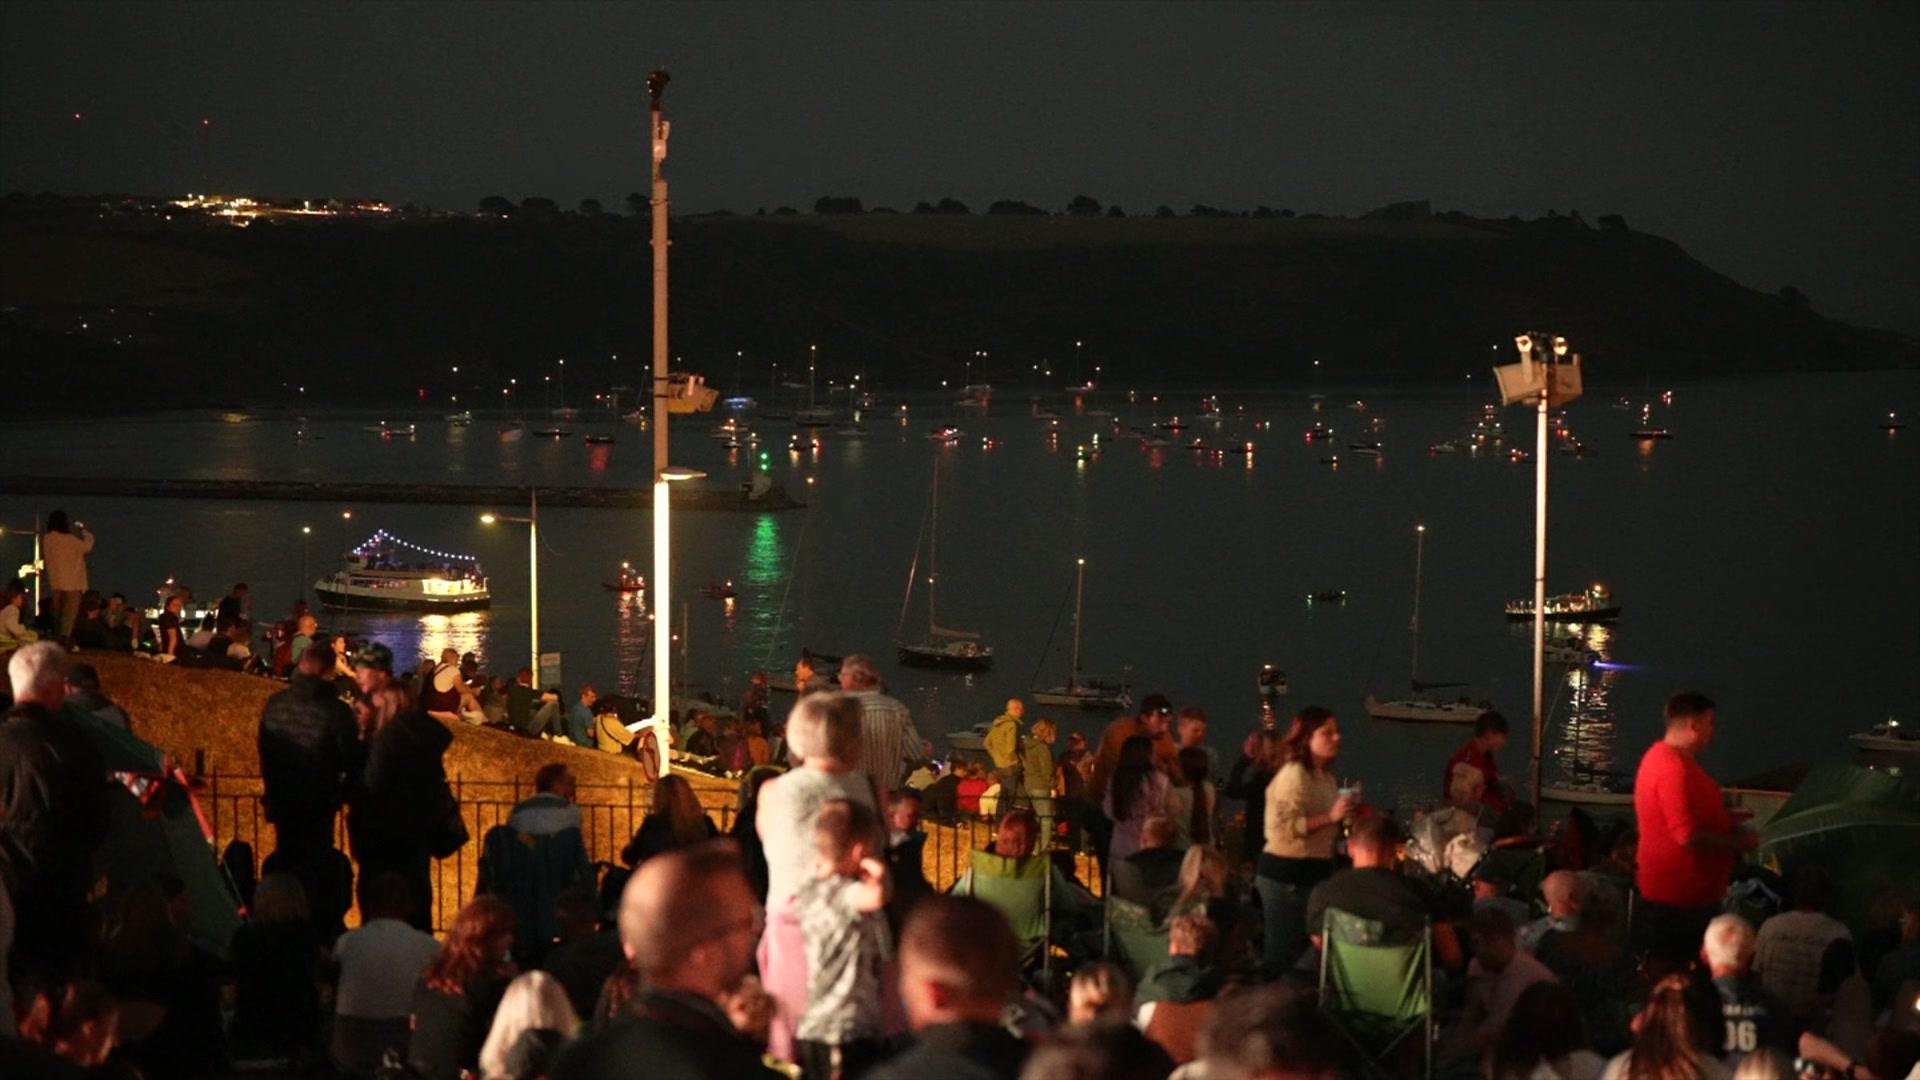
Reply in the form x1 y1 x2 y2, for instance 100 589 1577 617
315 584 491 613
1505 607 1621 622
897 643 994 672
1031 685 1130 709
1850 734 1919 753
1362 694 1483 723
1539 784 1635 806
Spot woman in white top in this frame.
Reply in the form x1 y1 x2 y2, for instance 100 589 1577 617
40 511 94 640
754 691 875 1063
1254 706 1357 974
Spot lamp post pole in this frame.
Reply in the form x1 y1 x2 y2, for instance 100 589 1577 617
300 526 311 601
648 69 675 774
1531 361 1549 808
528 488 540 678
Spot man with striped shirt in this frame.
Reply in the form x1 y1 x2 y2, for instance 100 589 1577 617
838 654 928 796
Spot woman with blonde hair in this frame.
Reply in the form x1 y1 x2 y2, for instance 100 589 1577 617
620 773 719 866
1602 974 1730 1080
753 691 874 1061
477 970 577 1080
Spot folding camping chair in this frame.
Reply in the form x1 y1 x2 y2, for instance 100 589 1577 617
1318 907 1434 1080
963 848 1053 978
1104 894 1170 982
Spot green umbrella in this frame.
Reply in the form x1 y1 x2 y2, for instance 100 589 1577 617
1759 764 1920 930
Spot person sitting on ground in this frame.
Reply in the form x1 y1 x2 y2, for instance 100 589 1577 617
0 585 40 644
409 895 519 1080
71 594 116 650
1703 912 1867 1075
104 591 128 630
539 888 624 1024
422 648 483 725
152 594 185 658
217 581 250 627
478 970 579 1080
864 896 1030 1080
1305 813 1463 967
592 696 640 756
957 760 990 818
8 980 122 1075
1522 870 1595 953
184 610 218 654
331 871 443 1078
1408 759 1495 878
1870 898 1920 1014
1109 814 1186 913
1167 845 1250 966
1535 885 1636 1057
208 618 255 670
64 661 132 732
564 684 597 747
1447 709 1511 813
551 843 786 1080
1598 973 1731 1080
621 773 719 868
1487 980 1606 1080
952 808 1101 926
1474 863 1535 931
1440 906 1557 1068
793 799 893 1080
1067 962 1135 1026
681 708 720 758
1166 744 1219 850
97 877 228 1079
507 667 564 739
228 872 324 1062
1190 982 1346 1080
1135 912 1226 1066
1754 865 1854 1022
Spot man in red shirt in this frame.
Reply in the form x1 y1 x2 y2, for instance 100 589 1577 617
1443 711 1509 813
1633 691 1756 972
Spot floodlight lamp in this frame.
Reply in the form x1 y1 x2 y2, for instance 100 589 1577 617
660 466 707 482
1552 336 1570 357
480 514 498 525
1514 335 1535 357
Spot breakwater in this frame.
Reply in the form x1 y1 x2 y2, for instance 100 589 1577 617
0 475 806 512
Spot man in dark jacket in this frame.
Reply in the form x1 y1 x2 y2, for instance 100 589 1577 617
259 641 362 862
1 641 108 982
554 843 783 1080
866 896 1028 1080
347 644 454 932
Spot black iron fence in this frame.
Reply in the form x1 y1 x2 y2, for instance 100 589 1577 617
196 771 1057 932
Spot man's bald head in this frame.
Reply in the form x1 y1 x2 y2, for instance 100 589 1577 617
618 841 761 998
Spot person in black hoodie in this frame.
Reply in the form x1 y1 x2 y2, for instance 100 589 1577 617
346 643 453 933
1 641 109 985
258 641 363 917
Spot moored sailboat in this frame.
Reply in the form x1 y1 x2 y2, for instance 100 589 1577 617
1030 558 1131 709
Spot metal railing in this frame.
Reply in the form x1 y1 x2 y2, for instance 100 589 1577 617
195 771 1079 931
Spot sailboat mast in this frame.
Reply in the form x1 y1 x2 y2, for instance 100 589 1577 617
1410 524 1426 688
1070 557 1085 688
927 456 939 635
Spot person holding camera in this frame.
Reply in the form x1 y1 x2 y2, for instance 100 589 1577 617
41 510 95 642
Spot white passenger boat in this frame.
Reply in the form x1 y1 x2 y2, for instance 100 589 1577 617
1850 719 1918 753
314 530 490 613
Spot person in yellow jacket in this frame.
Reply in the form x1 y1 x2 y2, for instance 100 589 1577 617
983 698 1026 808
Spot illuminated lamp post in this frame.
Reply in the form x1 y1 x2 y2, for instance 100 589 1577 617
1494 333 1583 806
299 525 312 600
480 489 539 677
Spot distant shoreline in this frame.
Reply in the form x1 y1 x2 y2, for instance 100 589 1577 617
0 475 806 511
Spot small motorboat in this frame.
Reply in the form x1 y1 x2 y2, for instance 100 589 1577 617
835 425 867 437
584 434 616 445
1352 446 1383 459
788 434 822 452
445 411 473 426
1507 448 1530 462
1878 412 1905 432
602 562 646 593
1219 441 1255 455
1539 782 1636 806
899 637 993 671
1304 422 1334 442
1363 694 1489 724
1428 441 1462 454
1629 427 1673 440
1155 417 1188 432
1346 400 1368 413
533 428 571 438
1348 440 1382 451
698 580 737 600
1849 718 1919 753
1319 455 1340 466
1111 425 1147 441
1033 409 1063 421
927 425 964 442
1307 590 1347 604
1141 436 1174 448
980 437 1004 449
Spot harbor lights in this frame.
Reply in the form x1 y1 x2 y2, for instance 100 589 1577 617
1494 333 1585 806
480 490 540 677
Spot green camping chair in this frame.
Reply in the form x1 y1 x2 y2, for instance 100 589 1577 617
963 849 1052 976
1104 894 1171 982
1317 907 1434 1080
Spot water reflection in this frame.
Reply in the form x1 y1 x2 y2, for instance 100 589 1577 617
1546 623 1624 789
332 610 491 670
611 590 653 698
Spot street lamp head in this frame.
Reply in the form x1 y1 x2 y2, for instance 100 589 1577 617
1416 524 1426 533
1552 336 1570 358
660 466 707 482
1514 334 1535 357
301 526 311 535
480 513 498 525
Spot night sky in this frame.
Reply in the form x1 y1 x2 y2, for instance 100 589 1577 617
4 1 1916 335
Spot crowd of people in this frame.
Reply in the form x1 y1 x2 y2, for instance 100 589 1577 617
3 510 1920 1080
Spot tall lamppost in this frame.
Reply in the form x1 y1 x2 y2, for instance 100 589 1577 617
1494 333 1584 805
480 489 540 677
299 525 312 600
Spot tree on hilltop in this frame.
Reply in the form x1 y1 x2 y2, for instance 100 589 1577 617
814 196 864 214
935 197 970 215
987 199 1046 215
579 197 603 216
519 196 559 218
478 195 513 217
1154 205 1175 218
1067 194 1102 216
1107 205 1125 218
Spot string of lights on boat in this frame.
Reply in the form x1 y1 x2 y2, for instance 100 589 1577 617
352 529 481 564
